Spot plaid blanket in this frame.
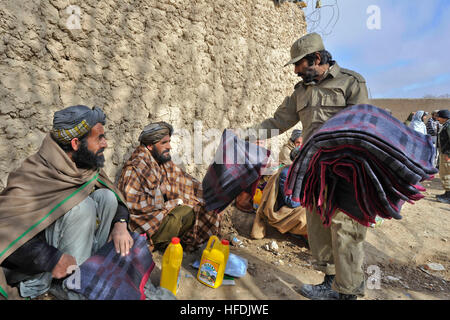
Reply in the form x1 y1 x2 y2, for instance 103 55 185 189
285 104 437 227
202 129 271 212
64 232 154 300
118 145 221 251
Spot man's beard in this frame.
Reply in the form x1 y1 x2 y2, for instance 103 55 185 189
297 66 319 83
72 140 105 170
151 148 171 164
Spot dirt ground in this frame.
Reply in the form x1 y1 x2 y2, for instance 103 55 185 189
150 175 450 301
36 175 449 301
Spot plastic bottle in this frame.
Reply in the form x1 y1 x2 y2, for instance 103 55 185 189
226 232 243 247
197 235 230 288
159 237 183 296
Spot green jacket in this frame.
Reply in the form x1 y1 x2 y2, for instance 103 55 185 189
251 63 369 142
438 120 450 156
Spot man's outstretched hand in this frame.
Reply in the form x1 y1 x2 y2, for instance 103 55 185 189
109 222 134 256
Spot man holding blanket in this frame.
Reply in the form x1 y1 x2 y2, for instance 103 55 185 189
245 32 369 300
0 105 133 300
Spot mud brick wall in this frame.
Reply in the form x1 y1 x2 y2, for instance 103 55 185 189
0 0 307 188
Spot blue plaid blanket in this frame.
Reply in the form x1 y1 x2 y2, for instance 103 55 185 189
202 129 271 212
285 104 437 226
64 232 155 300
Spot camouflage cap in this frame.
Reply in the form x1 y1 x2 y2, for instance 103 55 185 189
284 32 325 67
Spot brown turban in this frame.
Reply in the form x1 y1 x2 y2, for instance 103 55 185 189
138 121 173 145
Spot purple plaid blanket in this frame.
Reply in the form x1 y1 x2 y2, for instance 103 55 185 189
202 129 271 212
64 232 154 300
285 104 437 227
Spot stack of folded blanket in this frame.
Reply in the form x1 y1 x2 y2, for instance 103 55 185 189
202 129 271 213
284 104 438 227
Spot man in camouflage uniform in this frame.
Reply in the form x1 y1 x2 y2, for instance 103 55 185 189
247 32 369 300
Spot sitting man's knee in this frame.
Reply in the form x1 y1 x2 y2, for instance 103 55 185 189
65 197 97 227
90 189 118 212
91 188 117 204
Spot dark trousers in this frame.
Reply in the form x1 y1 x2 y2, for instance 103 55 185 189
151 205 195 250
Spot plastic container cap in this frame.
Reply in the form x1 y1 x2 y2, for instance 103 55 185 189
221 239 230 246
171 237 180 244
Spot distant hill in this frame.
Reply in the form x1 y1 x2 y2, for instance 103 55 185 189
370 98 450 122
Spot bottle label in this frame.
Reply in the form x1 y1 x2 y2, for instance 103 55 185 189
198 259 219 287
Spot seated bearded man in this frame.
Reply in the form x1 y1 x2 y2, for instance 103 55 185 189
118 122 222 252
0 105 133 300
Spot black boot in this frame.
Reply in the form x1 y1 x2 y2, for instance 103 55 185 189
298 274 339 300
338 293 357 300
436 191 450 204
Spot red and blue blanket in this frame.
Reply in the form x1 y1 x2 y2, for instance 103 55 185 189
285 104 438 227
64 232 154 300
202 129 271 213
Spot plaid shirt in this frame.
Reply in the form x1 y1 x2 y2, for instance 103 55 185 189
118 145 221 251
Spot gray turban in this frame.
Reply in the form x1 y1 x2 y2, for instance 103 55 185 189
290 129 302 142
138 121 173 145
51 105 106 145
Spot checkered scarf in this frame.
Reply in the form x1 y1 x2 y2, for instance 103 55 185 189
118 145 221 251
285 104 438 226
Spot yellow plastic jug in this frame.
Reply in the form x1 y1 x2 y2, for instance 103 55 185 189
197 235 230 288
253 188 263 209
159 237 183 296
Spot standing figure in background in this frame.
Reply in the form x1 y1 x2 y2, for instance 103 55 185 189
426 110 441 167
404 112 415 127
436 109 450 204
408 110 428 135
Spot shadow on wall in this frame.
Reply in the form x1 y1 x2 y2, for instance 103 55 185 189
0 0 306 190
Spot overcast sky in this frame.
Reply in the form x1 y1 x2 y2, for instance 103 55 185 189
302 0 450 99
